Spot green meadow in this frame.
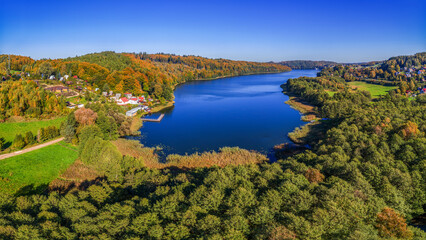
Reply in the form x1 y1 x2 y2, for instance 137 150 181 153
348 81 397 98
0 141 77 195
0 117 66 146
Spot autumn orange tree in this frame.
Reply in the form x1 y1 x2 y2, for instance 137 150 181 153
375 207 413 239
304 168 325 183
74 107 98 126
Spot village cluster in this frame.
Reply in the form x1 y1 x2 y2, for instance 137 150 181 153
42 74 155 117
395 66 426 79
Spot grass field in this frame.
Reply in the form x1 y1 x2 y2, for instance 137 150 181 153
0 117 66 146
347 81 397 98
0 141 78 195
325 90 337 97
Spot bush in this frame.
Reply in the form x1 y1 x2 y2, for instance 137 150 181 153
38 126 60 143
24 131 35 145
12 134 26 150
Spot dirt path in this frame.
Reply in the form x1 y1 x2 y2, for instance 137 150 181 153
0 137 65 160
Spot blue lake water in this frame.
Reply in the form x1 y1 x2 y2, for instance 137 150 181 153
128 70 318 157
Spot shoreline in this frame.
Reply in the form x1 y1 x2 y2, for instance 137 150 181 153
173 70 291 89
281 85 324 146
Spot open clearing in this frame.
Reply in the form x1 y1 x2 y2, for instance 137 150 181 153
0 141 78 195
0 117 66 145
347 81 397 98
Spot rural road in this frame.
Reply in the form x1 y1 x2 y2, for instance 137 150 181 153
0 137 65 160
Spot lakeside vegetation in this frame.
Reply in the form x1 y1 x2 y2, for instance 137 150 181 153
113 139 268 169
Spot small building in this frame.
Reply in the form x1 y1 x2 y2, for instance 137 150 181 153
49 75 55 80
124 93 132 98
109 90 113 96
45 86 69 93
117 97 129 105
126 107 142 117
102 92 108 96
116 93 121 99
77 104 84 108
64 75 69 80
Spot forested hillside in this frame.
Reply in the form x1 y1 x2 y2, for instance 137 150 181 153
0 52 291 101
278 60 337 69
319 52 426 93
0 81 67 120
0 68 424 239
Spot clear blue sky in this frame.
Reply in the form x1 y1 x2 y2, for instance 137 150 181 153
0 0 425 62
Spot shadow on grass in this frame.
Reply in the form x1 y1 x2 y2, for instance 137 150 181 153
14 183 49 197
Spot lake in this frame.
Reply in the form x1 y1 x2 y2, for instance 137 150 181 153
128 70 318 158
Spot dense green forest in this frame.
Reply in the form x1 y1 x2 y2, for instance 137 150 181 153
0 52 291 101
0 66 425 239
278 60 337 70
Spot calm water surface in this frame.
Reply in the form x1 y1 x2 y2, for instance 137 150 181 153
128 70 318 157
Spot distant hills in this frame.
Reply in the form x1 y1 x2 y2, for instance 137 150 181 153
277 60 386 69
277 60 338 69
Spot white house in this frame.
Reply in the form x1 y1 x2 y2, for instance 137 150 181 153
126 107 142 117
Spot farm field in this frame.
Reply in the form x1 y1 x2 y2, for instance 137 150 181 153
347 81 397 98
0 117 66 146
0 141 78 195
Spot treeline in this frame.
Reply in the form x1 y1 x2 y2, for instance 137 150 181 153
0 52 290 101
11 126 60 150
0 55 35 75
0 81 67 120
383 52 426 70
278 60 337 69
